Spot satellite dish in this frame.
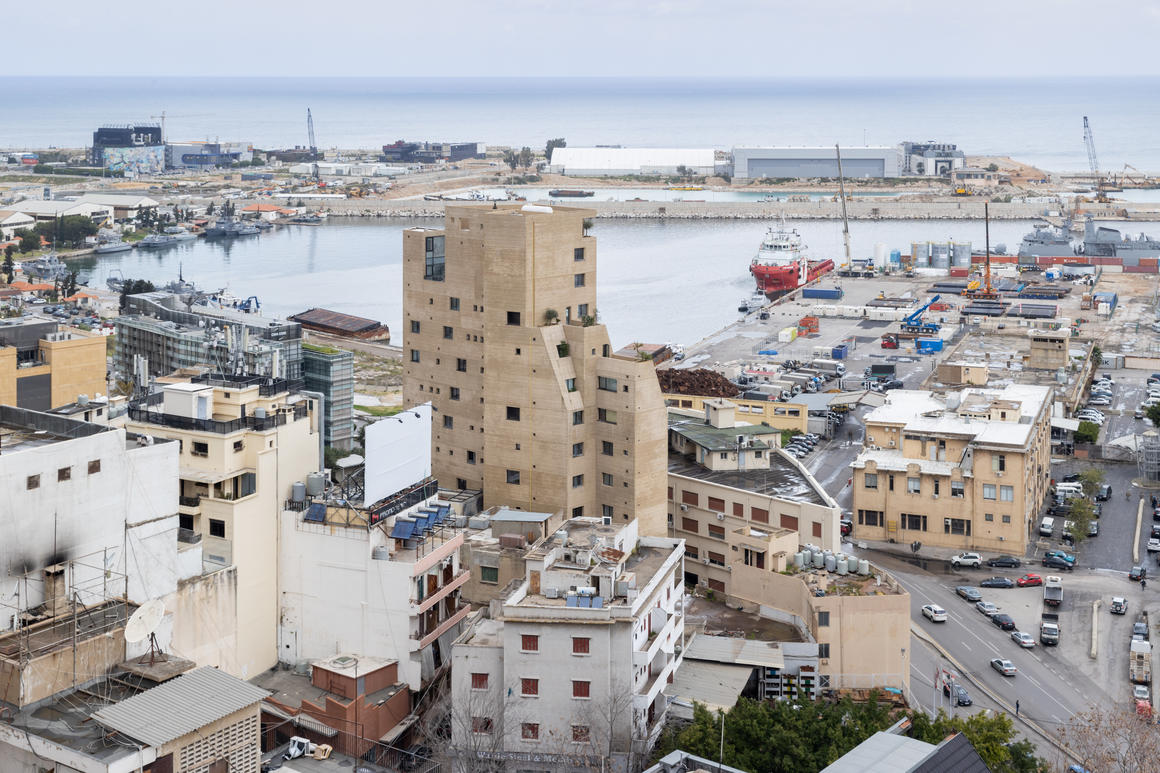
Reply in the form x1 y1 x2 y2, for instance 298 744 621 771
125 599 165 644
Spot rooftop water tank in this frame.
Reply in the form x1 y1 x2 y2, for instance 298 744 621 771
371 545 390 560
306 472 326 496
824 553 836 572
290 481 306 503
858 558 871 576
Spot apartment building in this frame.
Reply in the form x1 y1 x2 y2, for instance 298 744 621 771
668 400 842 590
0 316 107 410
451 518 685 771
301 342 355 450
401 204 667 535
663 391 809 433
126 373 321 678
849 385 1053 553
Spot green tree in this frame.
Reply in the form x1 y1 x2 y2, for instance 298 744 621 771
987 163 1000 172
2 249 14 283
1147 403 1160 429
518 146 534 170
1078 468 1105 497
545 137 566 161
118 279 156 311
502 149 519 171
1074 420 1100 444
1066 497 1095 547
17 229 40 253
908 710 1043 772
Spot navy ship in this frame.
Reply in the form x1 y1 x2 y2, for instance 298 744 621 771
1080 218 1160 259
1017 222 1075 261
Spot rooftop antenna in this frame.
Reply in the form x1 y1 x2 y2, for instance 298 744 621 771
835 144 852 270
124 599 168 666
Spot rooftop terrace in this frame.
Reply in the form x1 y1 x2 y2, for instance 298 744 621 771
668 452 830 507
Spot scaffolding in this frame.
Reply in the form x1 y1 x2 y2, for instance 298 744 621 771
1139 430 1160 483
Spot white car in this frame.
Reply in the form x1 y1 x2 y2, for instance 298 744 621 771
1077 414 1105 424
921 604 947 622
951 552 982 568
1087 397 1111 406
1148 538 1160 553
1134 684 1152 701
1011 631 1036 648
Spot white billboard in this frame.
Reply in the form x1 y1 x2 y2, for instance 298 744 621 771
363 403 432 506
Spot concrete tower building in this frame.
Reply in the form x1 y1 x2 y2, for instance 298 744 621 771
402 204 667 535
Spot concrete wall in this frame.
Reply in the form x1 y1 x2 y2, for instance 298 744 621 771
0 626 125 707
169 566 240 676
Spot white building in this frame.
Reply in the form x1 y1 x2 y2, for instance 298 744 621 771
548 147 716 177
0 210 35 240
732 146 903 179
278 404 475 690
8 199 113 223
75 193 160 220
451 517 685 771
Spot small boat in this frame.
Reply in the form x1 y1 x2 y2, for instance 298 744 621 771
738 293 767 313
138 234 177 248
548 189 595 198
164 226 199 240
94 240 133 254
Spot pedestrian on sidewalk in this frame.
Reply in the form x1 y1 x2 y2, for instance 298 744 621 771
1143 579 1148 591
1015 700 1020 717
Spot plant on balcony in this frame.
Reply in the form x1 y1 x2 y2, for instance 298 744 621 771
581 312 597 327
582 218 594 235
543 308 559 325
556 341 570 357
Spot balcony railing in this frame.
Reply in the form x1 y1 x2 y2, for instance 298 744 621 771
179 495 202 507
128 401 307 434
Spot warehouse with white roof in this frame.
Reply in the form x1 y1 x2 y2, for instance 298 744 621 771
548 147 717 177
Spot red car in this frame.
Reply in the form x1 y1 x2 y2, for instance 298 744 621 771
1016 573 1043 587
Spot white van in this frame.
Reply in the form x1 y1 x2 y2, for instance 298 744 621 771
1054 482 1084 498
1040 517 1055 536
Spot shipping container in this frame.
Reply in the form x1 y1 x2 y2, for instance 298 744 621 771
916 338 944 353
831 344 848 360
801 287 844 300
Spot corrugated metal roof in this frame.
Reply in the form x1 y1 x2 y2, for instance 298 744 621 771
684 634 785 668
663 661 752 715
290 307 383 333
91 666 269 747
491 508 553 523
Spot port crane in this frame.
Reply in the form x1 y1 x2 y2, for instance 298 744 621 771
835 144 852 270
963 202 1001 301
900 295 942 335
1083 116 1119 197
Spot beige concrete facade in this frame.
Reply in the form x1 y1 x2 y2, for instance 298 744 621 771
1028 329 1070 370
402 204 667 536
127 378 321 678
936 361 989 386
662 393 809 433
850 385 1053 553
0 329 106 409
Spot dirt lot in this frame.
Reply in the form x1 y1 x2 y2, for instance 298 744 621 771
684 595 803 641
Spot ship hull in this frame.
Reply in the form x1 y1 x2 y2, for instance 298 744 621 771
751 259 835 299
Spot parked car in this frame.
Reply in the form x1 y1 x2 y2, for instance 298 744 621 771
1043 555 1075 571
1087 397 1111 406
990 658 1017 676
1111 596 1128 615
1133 621 1150 641
991 613 1016 630
943 682 972 706
976 601 1000 617
1133 685 1151 702
1016 573 1043 587
1011 631 1036 648
1147 538 1160 553
980 577 1015 589
1150 523 1160 539
956 586 982 602
1131 565 1148 582
987 555 1021 568
921 604 947 622
1061 473 1082 483
882 379 904 391
840 518 853 536
1097 484 1112 501
1088 520 1100 537
1045 550 1077 565
951 552 982 568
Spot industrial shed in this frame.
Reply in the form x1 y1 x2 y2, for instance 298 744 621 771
290 308 391 341
732 146 902 180
548 147 717 177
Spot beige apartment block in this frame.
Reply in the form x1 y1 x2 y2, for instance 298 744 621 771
402 204 667 536
126 374 321 678
850 385 1053 554
663 392 810 433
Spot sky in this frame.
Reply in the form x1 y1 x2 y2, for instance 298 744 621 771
8 0 1160 78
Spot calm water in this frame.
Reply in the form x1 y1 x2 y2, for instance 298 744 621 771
4 76 1160 171
75 217 1145 348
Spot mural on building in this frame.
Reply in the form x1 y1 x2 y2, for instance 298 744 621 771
104 146 166 174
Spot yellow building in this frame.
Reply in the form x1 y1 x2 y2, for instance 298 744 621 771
126 374 321 678
0 317 106 410
402 204 667 536
663 392 809 433
850 385 1053 553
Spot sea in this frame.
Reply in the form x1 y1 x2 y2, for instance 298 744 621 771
7 75 1160 346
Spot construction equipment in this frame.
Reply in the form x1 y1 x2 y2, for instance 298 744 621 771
835 144 852 271
307 108 318 158
880 334 899 349
901 295 942 335
963 203 1000 301
1083 116 1118 198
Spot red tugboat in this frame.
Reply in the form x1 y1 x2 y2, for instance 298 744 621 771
749 220 835 299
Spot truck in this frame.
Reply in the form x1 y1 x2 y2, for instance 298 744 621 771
864 363 897 380
810 358 847 376
1043 576 1063 607
1130 639 1153 684
1040 612 1060 645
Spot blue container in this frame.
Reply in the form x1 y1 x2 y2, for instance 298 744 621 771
802 287 844 300
890 250 902 264
916 338 944 353
831 344 848 360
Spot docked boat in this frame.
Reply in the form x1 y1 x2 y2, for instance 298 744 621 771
205 218 259 238
1017 221 1076 262
749 220 835 299
1080 218 1160 259
94 240 132 254
164 226 199 240
548 189 595 197
23 253 71 280
738 293 767 313
138 234 177 248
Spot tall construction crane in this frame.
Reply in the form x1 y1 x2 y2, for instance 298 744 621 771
307 108 318 158
1083 116 1100 180
835 144 852 269
963 202 1000 301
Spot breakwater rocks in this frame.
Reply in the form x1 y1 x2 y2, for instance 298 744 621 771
318 198 1059 220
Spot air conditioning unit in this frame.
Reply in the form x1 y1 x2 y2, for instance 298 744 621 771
716 513 725 521
680 504 689 511
544 587 559 599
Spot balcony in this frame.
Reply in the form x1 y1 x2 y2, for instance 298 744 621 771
414 569 469 616
414 603 472 650
128 401 307 434
634 610 681 668
179 495 202 515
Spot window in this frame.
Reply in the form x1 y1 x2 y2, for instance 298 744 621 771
578 303 589 318
574 273 586 288
889 475 894 492
685 545 699 559
994 454 1006 472
565 377 577 392
602 504 614 519
572 680 590 698
708 496 725 511
901 513 928 531
191 442 208 457
450 297 460 311
424 235 445 280
602 472 613 486
573 637 590 655
573 410 584 425
572 506 584 518
951 481 965 498
506 469 521 484
507 311 521 326
87 459 101 475
467 450 476 465
443 415 454 429
506 406 521 421
812 522 823 538
907 477 920 494
572 474 584 488
944 517 972 536
682 490 699 506
443 325 453 340
238 472 256 498
719 452 727 460
743 548 765 569
1002 514 1012 523
707 551 725 567
450 387 460 401
984 513 994 521
933 479 940 496
751 507 769 523
1000 485 1014 502
858 509 883 527
819 643 830 659
410 349 420 363
707 524 725 540
983 484 996 500
863 473 878 489
54 466 71 482
781 514 799 530
471 717 492 734
573 442 584 457
233 440 244 453
26 474 39 490
521 723 539 740
411 320 420 334
733 502 744 517
179 513 193 531
598 408 617 424
818 611 830 627
471 673 489 689
574 247 585 261
209 519 226 538
681 517 699 533
480 566 499 584
573 725 591 743
602 441 614 456
520 678 539 696
521 635 539 652
598 376 618 392
456 358 467 372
